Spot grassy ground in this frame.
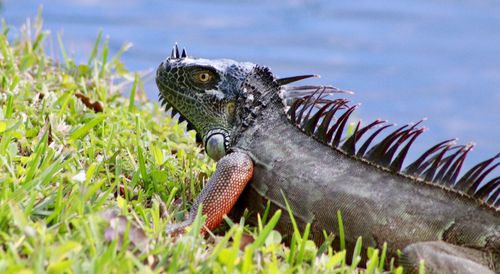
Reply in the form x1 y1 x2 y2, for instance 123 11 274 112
0 16 407 273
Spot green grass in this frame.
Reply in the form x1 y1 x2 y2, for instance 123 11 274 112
0 14 405 273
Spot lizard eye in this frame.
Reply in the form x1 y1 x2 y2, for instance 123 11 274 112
194 71 213 83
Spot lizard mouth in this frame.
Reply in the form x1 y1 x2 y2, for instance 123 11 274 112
157 89 201 143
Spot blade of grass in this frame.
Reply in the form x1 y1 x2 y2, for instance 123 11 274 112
418 260 425 274
56 91 73 119
378 242 388 272
135 115 149 184
5 94 14 118
57 33 69 68
337 210 345 251
281 190 300 265
128 73 138 113
365 248 379 274
98 36 109 78
87 30 102 66
70 113 105 141
25 129 49 182
296 223 311 265
348 237 363 273
261 199 271 225
249 209 281 250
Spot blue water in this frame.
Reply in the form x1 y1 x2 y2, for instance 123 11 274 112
2 0 499 173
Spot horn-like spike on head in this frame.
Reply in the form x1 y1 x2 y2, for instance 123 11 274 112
171 43 180 59
181 48 187 58
175 43 180 58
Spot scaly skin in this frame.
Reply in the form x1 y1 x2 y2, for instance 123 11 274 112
156 45 499 273
167 152 253 235
231 97 499 272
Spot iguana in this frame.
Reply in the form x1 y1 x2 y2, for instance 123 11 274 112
155 44 499 273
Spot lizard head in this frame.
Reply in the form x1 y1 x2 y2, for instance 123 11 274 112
156 44 334 161
156 44 256 161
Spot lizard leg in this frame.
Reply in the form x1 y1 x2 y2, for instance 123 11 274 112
399 241 496 274
167 152 254 236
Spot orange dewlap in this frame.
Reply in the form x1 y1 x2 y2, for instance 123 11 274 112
200 152 254 231
191 152 254 232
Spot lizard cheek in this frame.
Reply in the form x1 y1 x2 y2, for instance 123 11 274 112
205 133 227 161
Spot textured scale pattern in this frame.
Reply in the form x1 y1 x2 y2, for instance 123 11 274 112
167 152 253 235
157 46 498 272
287 89 500 209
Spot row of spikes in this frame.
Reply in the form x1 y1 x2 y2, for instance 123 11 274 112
158 92 196 132
171 44 188 59
287 87 499 208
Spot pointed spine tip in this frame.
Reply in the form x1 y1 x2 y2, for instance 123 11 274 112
175 43 180 58
171 43 180 59
465 143 475 149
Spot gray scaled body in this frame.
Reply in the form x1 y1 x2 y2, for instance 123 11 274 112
156 45 500 273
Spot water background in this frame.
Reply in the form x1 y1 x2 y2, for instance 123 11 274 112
2 0 499 173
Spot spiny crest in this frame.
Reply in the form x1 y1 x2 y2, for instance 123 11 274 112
158 91 201 143
170 43 188 59
238 66 281 129
287 88 499 209
242 66 279 101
